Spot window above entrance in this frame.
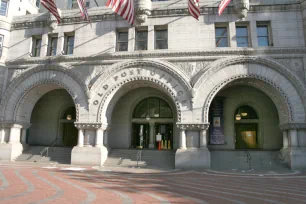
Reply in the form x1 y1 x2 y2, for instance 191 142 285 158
235 105 258 121
133 98 173 119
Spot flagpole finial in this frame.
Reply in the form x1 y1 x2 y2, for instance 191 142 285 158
135 0 152 24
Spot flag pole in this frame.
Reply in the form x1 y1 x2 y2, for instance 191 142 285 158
94 0 99 7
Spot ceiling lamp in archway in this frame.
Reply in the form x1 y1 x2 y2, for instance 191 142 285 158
66 114 72 120
235 114 242 121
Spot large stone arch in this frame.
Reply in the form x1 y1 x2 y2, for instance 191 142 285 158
90 59 193 123
0 64 90 123
192 56 306 124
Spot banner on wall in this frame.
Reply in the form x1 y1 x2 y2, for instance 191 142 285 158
209 97 225 144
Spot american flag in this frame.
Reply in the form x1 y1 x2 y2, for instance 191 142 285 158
40 0 61 23
218 0 231 16
106 0 135 25
77 0 91 22
188 0 200 20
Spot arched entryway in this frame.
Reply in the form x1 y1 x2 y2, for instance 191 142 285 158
131 97 174 149
208 84 281 151
29 89 78 147
0 65 89 161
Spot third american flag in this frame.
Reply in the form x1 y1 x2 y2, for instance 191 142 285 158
77 0 90 21
188 0 200 20
40 0 61 23
218 0 231 16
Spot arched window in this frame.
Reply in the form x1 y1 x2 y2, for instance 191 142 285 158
62 107 76 121
235 105 258 121
133 98 173 118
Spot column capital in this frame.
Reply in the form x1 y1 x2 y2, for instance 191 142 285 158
75 122 108 130
176 123 210 130
0 121 31 129
279 123 306 131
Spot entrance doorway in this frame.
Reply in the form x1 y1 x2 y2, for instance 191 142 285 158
131 97 174 149
63 123 78 146
235 124 257 149
132 124 149 148
61 107 78 147
155 124 173 149
234 105 259 149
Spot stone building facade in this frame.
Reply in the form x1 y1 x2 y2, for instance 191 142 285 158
0 0 306 169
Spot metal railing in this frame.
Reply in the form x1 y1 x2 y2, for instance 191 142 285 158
40 138 58 157
244 150 252 170
136 150 142 167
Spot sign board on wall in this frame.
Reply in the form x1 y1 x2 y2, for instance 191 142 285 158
209 97 225 144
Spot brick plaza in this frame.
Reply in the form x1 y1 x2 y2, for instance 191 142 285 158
0 163 305 204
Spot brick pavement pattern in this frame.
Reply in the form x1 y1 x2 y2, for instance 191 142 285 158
0 164 306 204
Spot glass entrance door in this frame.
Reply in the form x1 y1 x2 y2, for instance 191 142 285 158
132 123 149 148
235 123 257 149
155 124 173 150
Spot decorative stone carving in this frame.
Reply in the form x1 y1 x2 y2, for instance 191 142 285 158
75 122 107 130
47 9 61 31
174 62 197 78
135 0 152 24
277 58 305 80
234 0 250 19
8 69 26 82
176 123 210 130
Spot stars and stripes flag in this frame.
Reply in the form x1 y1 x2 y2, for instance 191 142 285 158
77 0 91 22
106 0 135 25
188 0 200 20
218 0 231 16
40 0 61 23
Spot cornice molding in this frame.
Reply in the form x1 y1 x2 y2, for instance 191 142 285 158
10 3 301 30
6 48 306 66
176 123 210 130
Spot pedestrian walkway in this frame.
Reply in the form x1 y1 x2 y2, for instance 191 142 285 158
0 162 305 203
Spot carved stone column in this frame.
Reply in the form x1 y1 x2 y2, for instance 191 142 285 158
175 123 211 169
8 124 22 144
0 125 5 144
149 122 155 148
176 124 187 149
283 130 289 148
72 122 108 166
77 129 84 147
200 124 210 149
95 124 107 147
289 129 298 147
104 126 110 147
20 124 31 146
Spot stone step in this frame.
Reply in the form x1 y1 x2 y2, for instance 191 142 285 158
104 149 175 169
15 146 72 164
